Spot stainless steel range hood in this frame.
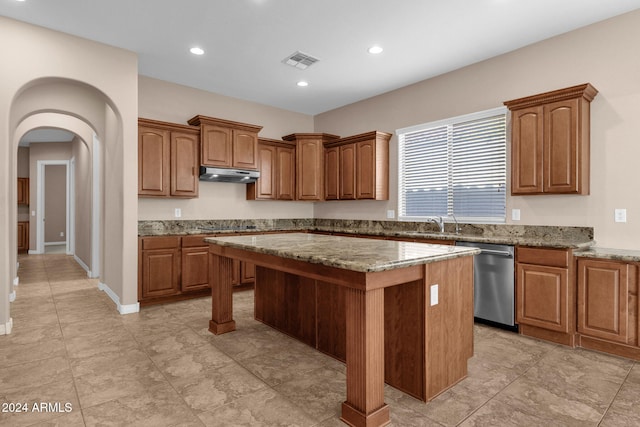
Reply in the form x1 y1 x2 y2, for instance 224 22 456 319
199 166 260 183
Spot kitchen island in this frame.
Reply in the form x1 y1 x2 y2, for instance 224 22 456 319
205 233 479 427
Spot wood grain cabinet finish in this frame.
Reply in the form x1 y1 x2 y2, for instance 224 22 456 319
138 118 200 198
246 138 295 200
17 177 29 205
17 221 29 253
504 83 597 195
577 259 633 344
516 246 576 346
324 131 391 201
188 115 262 170
139 236 182 300
282 133 340 201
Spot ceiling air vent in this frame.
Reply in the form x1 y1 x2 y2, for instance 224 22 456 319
282 51 319 70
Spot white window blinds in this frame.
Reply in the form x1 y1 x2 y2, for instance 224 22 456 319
398 107 507 223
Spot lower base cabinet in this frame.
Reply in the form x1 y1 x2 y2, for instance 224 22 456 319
577 258 640 359
17 221 29 253
139 235 255 306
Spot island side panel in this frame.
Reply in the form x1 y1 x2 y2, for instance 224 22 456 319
341 287 390 427
424 255 474 400
208 253 236 334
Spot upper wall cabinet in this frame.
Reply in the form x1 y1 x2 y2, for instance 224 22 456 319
247 138 296 201
504 83 598 195
188 115 263 170
138 118 200 198
324 131 391 201
282 133 340 201
17 177 29 205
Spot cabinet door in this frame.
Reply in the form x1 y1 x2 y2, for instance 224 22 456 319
511 106 544 195
141 248 181 299
276 146 296 200
170 131 199 197
201 124 233 167
578 259 629 343
138 126 170 196
544 99 579 194
254 144 277 199
240 261 256 284
17 222 29 253
181 247 210 292
356 140 375 199
232 130 258 169
297 139 323 200
17 178 29 205
339 144 356 200
324 146 339 200
516 263 569 332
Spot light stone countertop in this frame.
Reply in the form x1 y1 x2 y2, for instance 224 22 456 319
204 232 480 273
573 247 640 262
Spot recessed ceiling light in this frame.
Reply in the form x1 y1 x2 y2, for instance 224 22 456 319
190 47 205 55
368 45 383 54
297 81 309 87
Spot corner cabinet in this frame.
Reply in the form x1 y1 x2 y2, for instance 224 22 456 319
138 118 200 198
516 246 576 346
282 133 340 201
246 138 296 200
188 115 262 170
504 83 598 195
324 131 391 201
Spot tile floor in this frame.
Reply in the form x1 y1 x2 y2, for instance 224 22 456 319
2 254 640 426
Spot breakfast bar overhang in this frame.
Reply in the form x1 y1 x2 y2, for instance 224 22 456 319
205 233 479 427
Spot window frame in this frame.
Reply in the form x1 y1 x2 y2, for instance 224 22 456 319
396 106 508 224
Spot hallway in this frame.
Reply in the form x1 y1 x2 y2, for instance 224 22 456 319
2 254 640 426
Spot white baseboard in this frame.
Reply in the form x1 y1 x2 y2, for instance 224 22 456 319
98 282 140 315
28 249 40 255
13 276 19 286
74 255 91 277
45 242 66 246
0 318 13 335
9 291 16 303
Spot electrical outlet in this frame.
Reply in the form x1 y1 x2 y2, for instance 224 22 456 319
60 231 64 237
174 208 182 218
430 284 439 306
615 209 627 223
512 209 521 221
31 210 36 216
386 210 395 219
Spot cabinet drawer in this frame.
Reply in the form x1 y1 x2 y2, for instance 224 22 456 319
141 236 181 250
517 246 569 268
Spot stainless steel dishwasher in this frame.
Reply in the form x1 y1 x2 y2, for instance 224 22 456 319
455 241 516 330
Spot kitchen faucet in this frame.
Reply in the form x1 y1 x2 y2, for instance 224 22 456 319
427 216 445 233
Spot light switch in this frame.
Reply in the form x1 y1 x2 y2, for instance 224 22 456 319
512 209 521 221
386 210 395 219
430 284 439 306
174 208 182 218
615 209 627 223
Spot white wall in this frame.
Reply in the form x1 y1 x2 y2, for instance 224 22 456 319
314 9 640 250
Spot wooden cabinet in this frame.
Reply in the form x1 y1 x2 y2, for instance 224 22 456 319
246 138 295 200
17 178 29 205
188 115 262 170
282 133 340 201
324 131 391 201
577 259 638 352
516 246 576 346
17 221 29 253
504 83 597 195
139 236 181 300
138 118 200 198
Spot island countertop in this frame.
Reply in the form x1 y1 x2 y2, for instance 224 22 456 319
204 232 480 273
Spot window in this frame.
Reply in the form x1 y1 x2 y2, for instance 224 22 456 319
397 107 507 223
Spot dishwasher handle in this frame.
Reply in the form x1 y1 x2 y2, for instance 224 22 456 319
479 248 513 258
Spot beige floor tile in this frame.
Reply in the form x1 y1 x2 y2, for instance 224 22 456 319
458 399 560 427
1 322 63 346
197 388 317 427
149 343 236 384
64 328 139 359
0 337 67 367
26 411 86 427
241 345 332 386
0 356 72 394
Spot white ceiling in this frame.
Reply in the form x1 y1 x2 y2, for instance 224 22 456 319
19 129 75 147
2 0 640 115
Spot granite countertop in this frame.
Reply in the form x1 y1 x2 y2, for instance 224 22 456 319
138 219 595 249
204 233 480 273
573 247 640 262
